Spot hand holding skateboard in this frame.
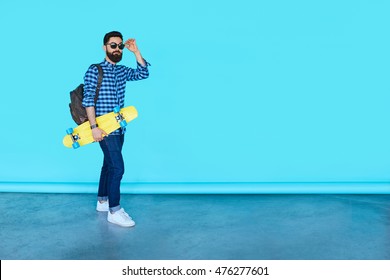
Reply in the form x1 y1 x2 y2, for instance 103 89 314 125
92 127 108 142
63 106 138 149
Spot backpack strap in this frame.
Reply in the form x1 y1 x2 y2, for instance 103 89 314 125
92 64 103 104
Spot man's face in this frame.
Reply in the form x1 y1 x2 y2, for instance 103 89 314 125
104 36 124 63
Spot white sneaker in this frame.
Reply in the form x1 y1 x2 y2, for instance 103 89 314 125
107 208 135 227
96 201 109 212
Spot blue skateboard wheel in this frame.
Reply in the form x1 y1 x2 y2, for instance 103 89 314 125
66 128 74 134
72 142 80 149
113 106 120 113
120 120 127 128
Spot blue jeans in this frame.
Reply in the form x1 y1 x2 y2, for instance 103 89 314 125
98 134 125 213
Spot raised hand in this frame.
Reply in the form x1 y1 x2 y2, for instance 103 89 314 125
125 39 139 53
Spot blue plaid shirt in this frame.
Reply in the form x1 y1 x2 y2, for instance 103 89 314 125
82 59 150 135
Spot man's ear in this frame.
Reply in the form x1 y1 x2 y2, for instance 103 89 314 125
103 45 107 52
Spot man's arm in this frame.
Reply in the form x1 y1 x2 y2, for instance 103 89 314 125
125 39 146 66
86 106 107 142
123 38 150 81
83 65 107 142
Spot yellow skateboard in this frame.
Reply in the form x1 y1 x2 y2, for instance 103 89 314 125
63 106 138 149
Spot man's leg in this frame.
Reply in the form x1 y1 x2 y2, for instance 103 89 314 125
99 134 125 212
98 135 134 227
98 157 109 199
96 157 109 211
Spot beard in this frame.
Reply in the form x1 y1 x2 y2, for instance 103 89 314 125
107 50 123 63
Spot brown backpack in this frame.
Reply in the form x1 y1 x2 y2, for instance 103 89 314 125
69 64 103 125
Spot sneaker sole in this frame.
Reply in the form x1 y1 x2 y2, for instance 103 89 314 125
107 218 135 227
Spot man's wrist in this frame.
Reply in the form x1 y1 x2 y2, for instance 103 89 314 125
90 124 99 129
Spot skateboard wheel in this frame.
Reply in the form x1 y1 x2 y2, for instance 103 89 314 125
113 106 120 113
72 142 80 149
120 120 127 128
66 128 74 135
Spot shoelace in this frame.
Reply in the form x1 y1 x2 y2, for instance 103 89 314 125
119 209 132 220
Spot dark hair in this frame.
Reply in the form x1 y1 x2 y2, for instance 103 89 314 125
103 31 123 45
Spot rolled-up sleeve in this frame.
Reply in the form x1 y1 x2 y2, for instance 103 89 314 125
82 65 99 108
125 60 150 81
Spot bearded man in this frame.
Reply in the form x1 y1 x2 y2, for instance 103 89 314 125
82 31 150 227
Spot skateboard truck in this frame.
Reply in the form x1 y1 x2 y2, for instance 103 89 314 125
66 128 81 149
113 106 128 128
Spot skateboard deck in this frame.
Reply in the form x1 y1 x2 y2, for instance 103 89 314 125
63 106 138 149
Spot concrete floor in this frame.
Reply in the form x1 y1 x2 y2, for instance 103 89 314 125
0 192 389 260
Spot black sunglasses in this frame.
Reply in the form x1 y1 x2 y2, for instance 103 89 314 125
107 42 125 50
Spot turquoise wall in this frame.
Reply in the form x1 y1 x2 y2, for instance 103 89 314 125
1 0 390 192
